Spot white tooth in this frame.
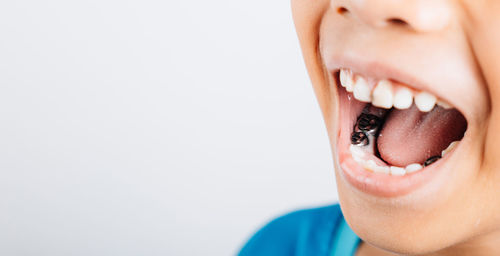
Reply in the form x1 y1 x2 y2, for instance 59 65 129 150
372 80 393 109
390 166 406 176
405 163 423 173
373 165 390 174
437 100 453 109
353 77 371 102
415 91 437 112
363 160 377 172
393 87 413 109
339 69 348 88
442 141 459 157
353 155 365 164
349 145 365 158
340 69 354 92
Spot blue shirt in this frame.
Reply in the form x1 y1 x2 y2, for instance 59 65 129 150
238 204 361 256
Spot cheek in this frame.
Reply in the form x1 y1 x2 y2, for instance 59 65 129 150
483 113 500 206
291 0 333 124
464 1 500 221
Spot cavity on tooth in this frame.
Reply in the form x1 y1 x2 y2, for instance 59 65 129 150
393 87 413 109
372 80 394 109
340 69 354 92
437 100 453 109
390 166 406 176
353 77 371 102
373 165 390 174
405 163 423 173
441 141 459 157
415 91 437 112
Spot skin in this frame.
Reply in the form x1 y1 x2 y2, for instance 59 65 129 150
291 0 500 255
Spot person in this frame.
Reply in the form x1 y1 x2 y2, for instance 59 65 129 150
239 1 500 255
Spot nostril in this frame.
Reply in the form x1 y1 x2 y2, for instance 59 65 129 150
337 7 349 15
387 18 408 26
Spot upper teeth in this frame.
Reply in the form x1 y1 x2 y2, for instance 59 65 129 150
414 92 437 112
393 87 413 109
352 76 371 102
372 80 393 109
339 68 451 112
340 69 355 92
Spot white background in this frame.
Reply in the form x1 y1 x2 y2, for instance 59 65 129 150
0 1 338 255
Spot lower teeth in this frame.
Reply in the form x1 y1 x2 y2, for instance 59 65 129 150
350 107 386 147
349 106 456 174
351 132 369 146
424 156 441 167
356 113 381 133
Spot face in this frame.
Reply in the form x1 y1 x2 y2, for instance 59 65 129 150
292 0 500 254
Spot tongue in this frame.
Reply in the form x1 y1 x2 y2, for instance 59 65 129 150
377 105 467 167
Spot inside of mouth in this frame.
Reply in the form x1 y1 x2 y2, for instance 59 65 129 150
337 72 468 169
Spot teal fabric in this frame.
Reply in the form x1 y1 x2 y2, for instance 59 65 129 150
238 204 361 256
329 213 361 256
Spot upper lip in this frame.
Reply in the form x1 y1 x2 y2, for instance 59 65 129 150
325 54 442 101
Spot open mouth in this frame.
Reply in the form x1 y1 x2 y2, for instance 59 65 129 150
335 68 468 195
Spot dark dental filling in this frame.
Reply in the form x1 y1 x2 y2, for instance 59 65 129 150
353 104 467 167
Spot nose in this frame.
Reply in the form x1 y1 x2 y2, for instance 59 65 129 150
332 0 452 32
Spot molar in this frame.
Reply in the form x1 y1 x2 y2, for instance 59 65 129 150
441 141 459 157
349 144 366 158
351 131 369 146
356 113 382 134
424 156 441 167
